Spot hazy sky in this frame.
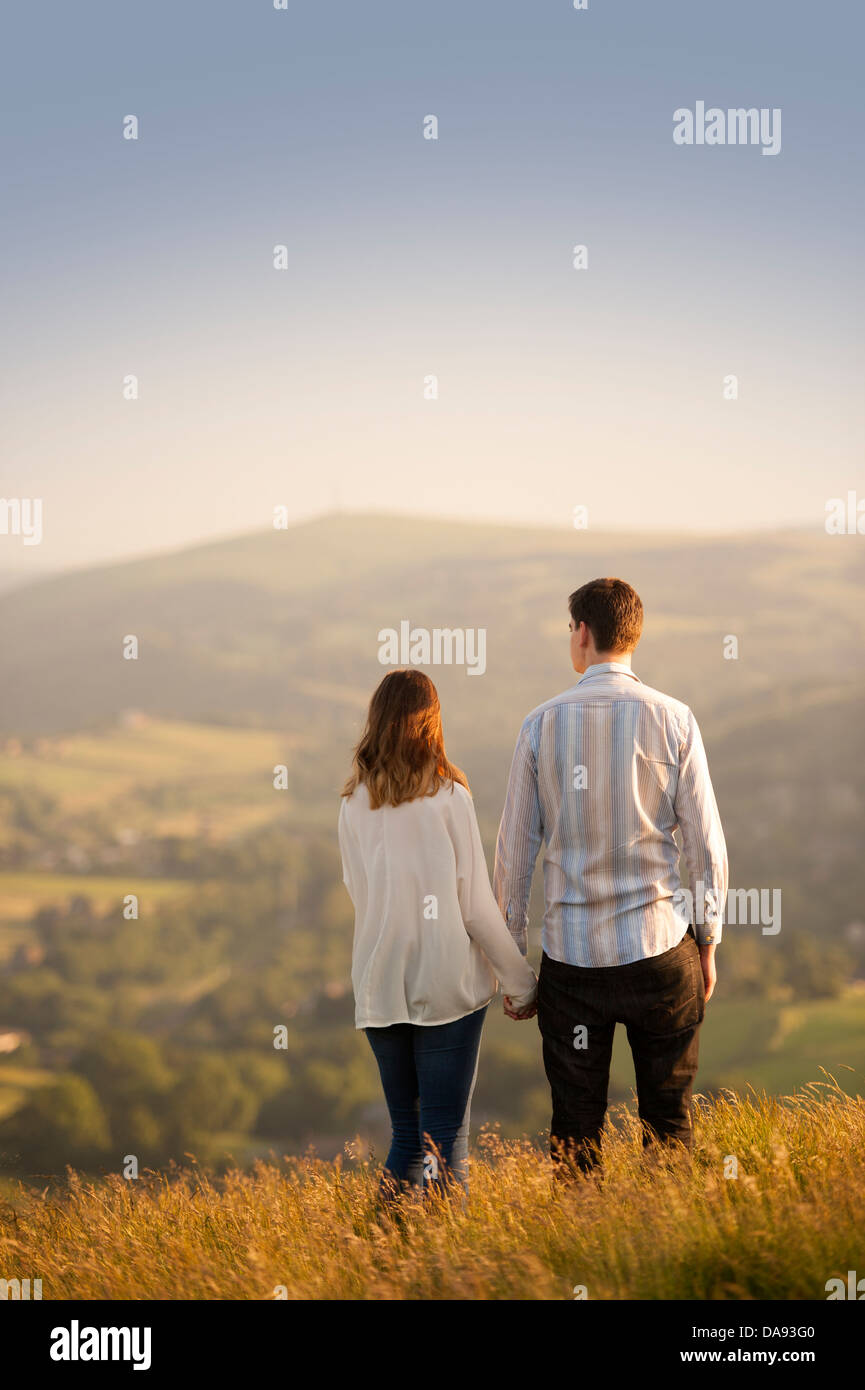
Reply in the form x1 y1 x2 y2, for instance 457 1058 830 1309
2 1 863 573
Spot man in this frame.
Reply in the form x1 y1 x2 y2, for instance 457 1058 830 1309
494 577 728 1173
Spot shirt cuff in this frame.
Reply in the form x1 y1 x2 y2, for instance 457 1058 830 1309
506 978 538 1009
504 900 529 954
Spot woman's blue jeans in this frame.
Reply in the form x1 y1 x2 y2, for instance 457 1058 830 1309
365 1004 487 1199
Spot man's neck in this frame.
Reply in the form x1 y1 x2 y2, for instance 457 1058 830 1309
582 651 633 673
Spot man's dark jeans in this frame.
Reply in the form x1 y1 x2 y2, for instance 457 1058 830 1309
537 926 706 1173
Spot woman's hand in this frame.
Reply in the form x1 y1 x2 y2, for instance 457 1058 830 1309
503 992 537 1021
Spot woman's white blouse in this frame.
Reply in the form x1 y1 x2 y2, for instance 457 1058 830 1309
338 780 538 1028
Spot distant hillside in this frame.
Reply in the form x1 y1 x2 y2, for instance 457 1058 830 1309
3 512 864 737
2 512 864 939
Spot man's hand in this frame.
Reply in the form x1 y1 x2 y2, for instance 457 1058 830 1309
503 994 537 1021
698 943 717 1003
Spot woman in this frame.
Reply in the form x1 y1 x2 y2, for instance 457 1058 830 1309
338 669 537 1205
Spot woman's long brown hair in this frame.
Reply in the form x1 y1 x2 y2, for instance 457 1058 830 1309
342 669 469 809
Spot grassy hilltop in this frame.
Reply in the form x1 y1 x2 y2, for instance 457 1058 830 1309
2 1081 862 1301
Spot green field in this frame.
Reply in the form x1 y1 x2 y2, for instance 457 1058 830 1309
0 718 294 839
0 871 200 925
0 1065 54 1122
610 987 865 1100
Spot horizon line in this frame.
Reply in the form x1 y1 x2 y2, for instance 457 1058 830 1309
1 506 830 593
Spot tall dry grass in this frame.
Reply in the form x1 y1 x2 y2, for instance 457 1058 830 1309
1 1077 862 1300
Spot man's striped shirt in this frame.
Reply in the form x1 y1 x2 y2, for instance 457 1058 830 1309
493 662 728 967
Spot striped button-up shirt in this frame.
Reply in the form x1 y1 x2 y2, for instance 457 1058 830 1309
493 662 728 967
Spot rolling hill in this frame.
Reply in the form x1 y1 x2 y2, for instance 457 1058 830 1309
2 512 864 941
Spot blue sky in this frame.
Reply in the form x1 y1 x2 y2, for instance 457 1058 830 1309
2 1 863 570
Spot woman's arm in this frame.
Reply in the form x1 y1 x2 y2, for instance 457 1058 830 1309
453 788 537 1003
337 798 358 904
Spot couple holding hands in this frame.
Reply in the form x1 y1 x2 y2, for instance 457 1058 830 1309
338 577 728 1201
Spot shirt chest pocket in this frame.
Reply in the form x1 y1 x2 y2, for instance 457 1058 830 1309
637 756 678 805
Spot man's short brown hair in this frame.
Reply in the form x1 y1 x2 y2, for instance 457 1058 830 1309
568 577 643 653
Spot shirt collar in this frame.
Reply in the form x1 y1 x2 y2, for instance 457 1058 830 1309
578 661 641 684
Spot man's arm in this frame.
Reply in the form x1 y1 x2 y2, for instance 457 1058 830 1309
452 788 538 1002
493 721 543 956
674 708 728 1001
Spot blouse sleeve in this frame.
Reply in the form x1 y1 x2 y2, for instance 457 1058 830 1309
452 787 537 1003
338 798 359 904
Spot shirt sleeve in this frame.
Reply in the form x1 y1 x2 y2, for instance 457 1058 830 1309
493 721 544 955
673 709 728 947
453 788 538 1001
337 798 359 904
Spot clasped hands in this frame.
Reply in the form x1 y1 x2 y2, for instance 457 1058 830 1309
503 977 538 1021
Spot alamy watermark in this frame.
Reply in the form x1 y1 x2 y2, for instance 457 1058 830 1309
1 1277 42 1299
378 621 486 676
674 883 781 935
0 498 42 545
673 102 781 157
50 1322 151 1370
825 492 865 534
